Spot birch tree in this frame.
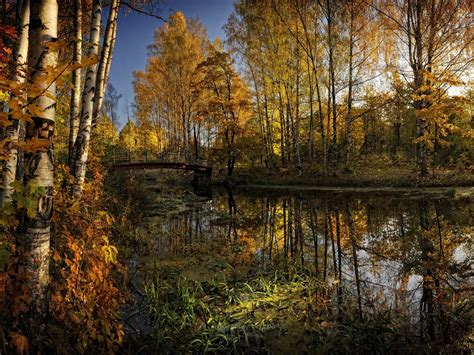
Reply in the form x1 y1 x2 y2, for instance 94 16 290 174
377 0 473 175
20 0 58 314
68 0 82 164
134 12 207 160
70 0 102 196
1 0 29 206
93 0 119 126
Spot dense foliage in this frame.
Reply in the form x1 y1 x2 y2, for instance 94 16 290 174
130 2 473 179
0 0 472 353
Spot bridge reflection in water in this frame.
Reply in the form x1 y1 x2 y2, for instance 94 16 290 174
110 151 213 195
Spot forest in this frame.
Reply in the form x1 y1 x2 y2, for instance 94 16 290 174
0 0 472 353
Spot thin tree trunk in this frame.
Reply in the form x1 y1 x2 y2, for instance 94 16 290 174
308 9 327 173
278 89 287 166
102 16 117 96
392 114 401 155
344 6 354 172
70 0 102 197
1 0 29 206
93 0 118 125
68 0 82 164
315 77 326 175
263 91 274 166
294 26 301 170
284 85 293 164
193 125 199 160
249 63 268 166
307 58 314 162
327 0 338 175
20 0 58 315
283 198 288 260
432 123 439 172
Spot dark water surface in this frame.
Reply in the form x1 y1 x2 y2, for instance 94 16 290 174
130 184 473 353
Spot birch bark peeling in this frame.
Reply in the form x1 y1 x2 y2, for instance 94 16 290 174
71 0 102 197
68 0 82 163
93 0 118 125
21 0 58 315
1 0 29 206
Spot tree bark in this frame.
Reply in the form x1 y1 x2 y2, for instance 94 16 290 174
70 0 102 197
68 0 82 164
294 25 301 170
278 88 287 166
315 77 326 175
20 0 58 315
326 0 338 175
1 0 29 206
92 0 118 126
344 5 354 172
307 58 314 162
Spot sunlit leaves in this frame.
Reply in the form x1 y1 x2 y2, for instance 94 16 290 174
49 164 125 352
133 11 207 155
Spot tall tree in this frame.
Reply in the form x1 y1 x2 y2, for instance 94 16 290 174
20 0 58 314
70 0 102 196
93 0 119 126
377 0 473 175
196 47 252 178
68 0 82 164
1 0 29 206
134 12 207 160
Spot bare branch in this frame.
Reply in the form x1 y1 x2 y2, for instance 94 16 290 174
119 1 166 21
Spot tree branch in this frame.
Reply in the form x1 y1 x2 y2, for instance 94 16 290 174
119 1 166 22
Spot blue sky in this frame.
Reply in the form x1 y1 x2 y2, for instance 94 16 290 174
108 0 235 128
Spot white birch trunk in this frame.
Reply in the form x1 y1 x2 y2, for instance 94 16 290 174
1 0 29 206
92 0 118 125
103 17 117 91
68 0 82 163
71 0 102 196
21 0 58 315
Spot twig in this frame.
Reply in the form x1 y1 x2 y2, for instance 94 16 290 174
119 1 166 22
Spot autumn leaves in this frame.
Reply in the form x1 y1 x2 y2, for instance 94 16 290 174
133 13 251 177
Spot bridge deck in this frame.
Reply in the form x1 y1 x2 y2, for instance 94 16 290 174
111 161 212 174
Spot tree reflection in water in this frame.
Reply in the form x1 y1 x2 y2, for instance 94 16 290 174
141 188 472 352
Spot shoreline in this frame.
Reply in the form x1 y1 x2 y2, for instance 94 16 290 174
228 184 474 200
215 167 474 190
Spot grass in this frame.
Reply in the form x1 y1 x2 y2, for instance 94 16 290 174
124 256 472 354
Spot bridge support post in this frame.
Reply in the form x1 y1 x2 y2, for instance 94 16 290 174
192 170 212 196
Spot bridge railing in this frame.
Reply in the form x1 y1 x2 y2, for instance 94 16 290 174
111 150 209 166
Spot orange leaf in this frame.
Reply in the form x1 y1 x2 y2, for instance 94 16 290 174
9 333 29 355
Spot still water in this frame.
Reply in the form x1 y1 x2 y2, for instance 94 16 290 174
132 185 473 352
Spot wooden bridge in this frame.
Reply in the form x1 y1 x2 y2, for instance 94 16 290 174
111 161 212 174
110 151 212 182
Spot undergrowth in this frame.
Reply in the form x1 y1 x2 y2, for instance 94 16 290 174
128 265 472 354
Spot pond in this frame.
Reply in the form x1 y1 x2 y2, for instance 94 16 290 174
124 182 473 354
